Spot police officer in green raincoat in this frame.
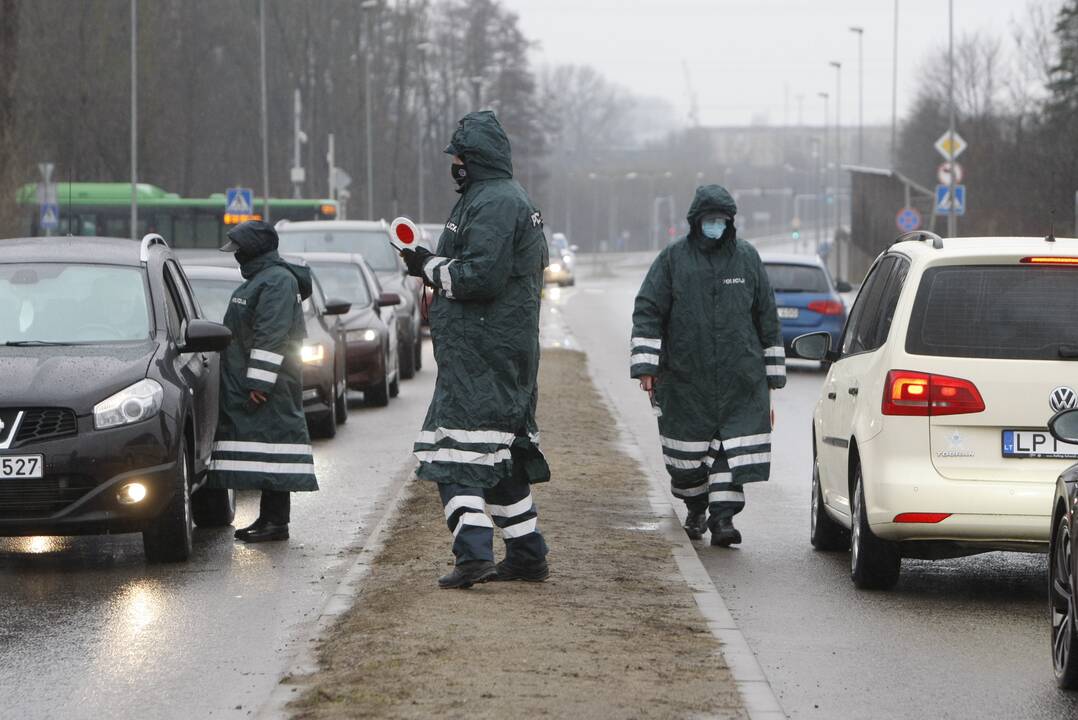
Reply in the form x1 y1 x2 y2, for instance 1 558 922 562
400 111 551 589
208 220 317 543
631 185 785 546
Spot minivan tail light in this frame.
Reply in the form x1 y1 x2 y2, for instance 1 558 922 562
808 300 845 316
882 370 985 417
1020 256 1078 266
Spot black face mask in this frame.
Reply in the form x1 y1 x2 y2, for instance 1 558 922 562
234 248 258 266
451 162 467 187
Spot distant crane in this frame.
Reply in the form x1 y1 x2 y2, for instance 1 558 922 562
682 60 700 128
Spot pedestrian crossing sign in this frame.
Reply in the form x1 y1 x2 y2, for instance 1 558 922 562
39 203 59 230
225 187 254 216
934 184 966 216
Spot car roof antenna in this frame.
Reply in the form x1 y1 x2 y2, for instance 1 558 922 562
1047 208 1057 242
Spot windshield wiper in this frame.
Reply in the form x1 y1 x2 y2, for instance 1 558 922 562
3 340 73 347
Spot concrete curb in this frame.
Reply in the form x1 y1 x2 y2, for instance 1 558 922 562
587 374 787 719
254 464 416 719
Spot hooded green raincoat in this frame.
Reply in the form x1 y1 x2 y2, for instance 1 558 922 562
208 223 318 492
413 111 550 489
630 185 786 488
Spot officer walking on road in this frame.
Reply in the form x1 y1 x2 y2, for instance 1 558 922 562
631 185 785 546
208 220 318 543
400 110 551 589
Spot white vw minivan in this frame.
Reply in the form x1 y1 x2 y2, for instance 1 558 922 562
795 232 1078 589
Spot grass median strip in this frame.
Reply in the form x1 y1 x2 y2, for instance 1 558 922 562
289 348 745 719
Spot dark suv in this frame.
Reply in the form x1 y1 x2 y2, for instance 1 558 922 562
0 235 232 562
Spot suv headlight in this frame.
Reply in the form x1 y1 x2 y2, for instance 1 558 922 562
346 328 379 343
301 343 327 366
94 379 164 430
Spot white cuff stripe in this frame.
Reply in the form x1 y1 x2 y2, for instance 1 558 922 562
722 433 771 450
765 346 786 358
671 483 709 497
423 257 449 283
501 517 538 539
247 367 278 383
661 436 711 453
213 441 312 455
452 511 493 536
709 490 745 503
708 472 733 483
250 348 284 365
631 337 662 349
727 452 771 468
488 495 533 518
767 366 787 377
414 448 512 466
664 454 705 470
441 260 456 299
631 352 660 366
444 495 485 520
209 459 314 475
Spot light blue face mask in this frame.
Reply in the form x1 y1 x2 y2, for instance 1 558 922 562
701 219 727 240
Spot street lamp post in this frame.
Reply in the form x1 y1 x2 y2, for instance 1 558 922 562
849 26 864 165
829 61 842 233
416 41 432 223
258 0 271 221
947 0 958 238
817 92 830 241
361 0 378 220
130 0 138 239
891 0 900 168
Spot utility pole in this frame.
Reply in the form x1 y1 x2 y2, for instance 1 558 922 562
947 0 958 238
327 133 335 200
850 26 864 164
258 0 270 221
891 0 899 168
830 61 842 232
291 89 306 198
818 92 830 238
361 0 378 219
130 0 138 240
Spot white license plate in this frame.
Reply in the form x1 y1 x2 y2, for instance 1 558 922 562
0 454 44 479
1002 430 1078 459
777 307 800 319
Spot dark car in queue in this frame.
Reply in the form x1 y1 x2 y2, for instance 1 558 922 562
277 221 424 380
0 235 233 562
181 260 351 439
297 252 401 407
761 252 851 366
1047 408 1078 689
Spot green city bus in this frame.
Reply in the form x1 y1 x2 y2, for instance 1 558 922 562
16 182 338 248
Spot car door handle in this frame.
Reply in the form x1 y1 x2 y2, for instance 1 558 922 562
848 387 859 396
827 392 837 400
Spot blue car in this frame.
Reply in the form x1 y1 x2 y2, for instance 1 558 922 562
761 253 851 361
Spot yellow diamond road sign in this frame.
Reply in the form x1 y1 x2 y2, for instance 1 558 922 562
935 131 967 160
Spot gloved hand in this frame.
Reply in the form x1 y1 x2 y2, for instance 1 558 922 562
400 246 434 278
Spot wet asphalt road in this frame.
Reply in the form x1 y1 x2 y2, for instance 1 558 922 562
0 341 433 720
554 257 1078 719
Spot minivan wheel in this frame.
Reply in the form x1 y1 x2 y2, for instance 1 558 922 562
191 483 235 529
1051 515 1078 689
810 459 849 551
400 336 417 379
367 370 390 407
850 465 900 590
143 436 194 563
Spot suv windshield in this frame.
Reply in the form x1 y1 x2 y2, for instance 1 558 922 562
907 265 1078 360
0 263 151 344
188 277 241 323
765 263 830 293
309 262 372 308
279 230 398 273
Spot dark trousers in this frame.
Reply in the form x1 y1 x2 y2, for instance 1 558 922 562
673 446 746 528
260 489 291 524
438 463 548 566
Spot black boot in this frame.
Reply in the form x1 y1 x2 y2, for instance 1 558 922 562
438 559 498 589
494 558 550 582
242 521 289 543
683 507 708 540
234 517 268 541
710 517 742 547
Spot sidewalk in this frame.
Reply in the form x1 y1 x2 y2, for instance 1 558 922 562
287 349 747 719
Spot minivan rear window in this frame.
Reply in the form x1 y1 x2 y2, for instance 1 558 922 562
906 265 1078 360
764 264 830 293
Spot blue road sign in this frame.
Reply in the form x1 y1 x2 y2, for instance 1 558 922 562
40 203 59 231
896 206 922 233
935 184 966 216
225 187 254 216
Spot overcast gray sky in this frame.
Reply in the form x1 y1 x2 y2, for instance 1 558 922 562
501 0 1044 128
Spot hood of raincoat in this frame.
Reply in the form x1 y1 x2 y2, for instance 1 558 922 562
443 110 513 182
225 220 278 256
686 184 738 247
238 250 313 300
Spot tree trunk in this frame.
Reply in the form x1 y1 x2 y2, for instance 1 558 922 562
0 0 20 235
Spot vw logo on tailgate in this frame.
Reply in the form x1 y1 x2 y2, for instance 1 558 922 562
1050 387 1078 413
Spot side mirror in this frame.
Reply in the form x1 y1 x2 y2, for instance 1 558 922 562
183 319 232 353
791 331 831 361
1049 409 1078 444
323 298 352 316
378 292 402 308
835 280 854 293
